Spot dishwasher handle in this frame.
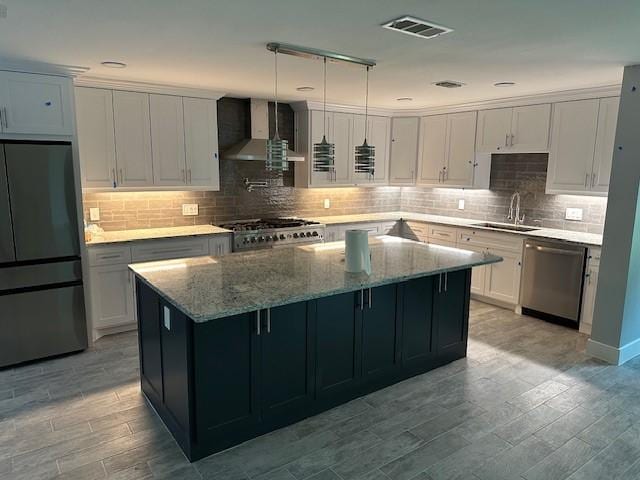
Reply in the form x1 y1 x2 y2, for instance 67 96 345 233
525 244 584 256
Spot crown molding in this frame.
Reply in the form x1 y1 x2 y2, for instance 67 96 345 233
74 76 226 100
291 84 622 117
0 58 89 77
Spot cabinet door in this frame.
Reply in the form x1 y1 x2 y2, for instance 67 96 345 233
315 291 362 405
459 244 486 296
389 117 419 184
193 311 260 441
0 71 73 135
591 97 620 193
113 91 154 187
510 104 551 152
362 284 400 382
208 235 232 256
309 110 334 186
333 112 353 184
444 111 476 187
137 280 163 400
159 302 191 433
476 108 512 153
184 97 220 189
370 116 391 184
150 94 186 186
75 87 117 188
260 302 314 424
401 276 435 370
580 265 599 334
434 270 470 356
417 115 447 186
351 114 371 184
90 263 135 329
484 247 522 305
546 99 599 194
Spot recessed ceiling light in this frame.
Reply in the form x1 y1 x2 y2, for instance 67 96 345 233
494 81 516 87
101 61 127 69
382 15 453 40
433 80 464 89
396 97 413 102
296 86 315 92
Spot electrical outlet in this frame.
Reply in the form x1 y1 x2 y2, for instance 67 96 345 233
182 204 198 216
565 207 583 221
89 207 100 221
324 199 331 209
458 199 465 210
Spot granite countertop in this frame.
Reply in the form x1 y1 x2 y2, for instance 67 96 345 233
310 211 603 247
130 236 501 323
86 225 232 245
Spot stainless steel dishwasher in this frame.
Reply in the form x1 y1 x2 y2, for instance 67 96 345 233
521 239 587 327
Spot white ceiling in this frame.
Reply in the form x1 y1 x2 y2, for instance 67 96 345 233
0 0 638 109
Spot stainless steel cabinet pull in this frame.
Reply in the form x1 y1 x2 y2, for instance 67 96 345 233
591 172 596 188
0 107 3 129
360 289 364 311
256 310 261 336
505 133 509 147
150 247 193 255
2 107 7 128
443 167 447 180
585 173 589 187
525 244 584 256
182 169 186 182
111 168 117 187
368 288 372 308
267 308 271 333
100 254 122 260
510 134 515 147
119 169 124 184
444 272 448 292
188 169 192 184
438 274 442 293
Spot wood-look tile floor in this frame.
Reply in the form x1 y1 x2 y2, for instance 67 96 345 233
2 301 640 480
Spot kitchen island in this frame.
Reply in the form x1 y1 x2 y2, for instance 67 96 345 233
130 236 501 461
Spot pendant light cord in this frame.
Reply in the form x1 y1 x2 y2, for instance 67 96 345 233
323 57 327 137
364 66 369 140
274 49 279 139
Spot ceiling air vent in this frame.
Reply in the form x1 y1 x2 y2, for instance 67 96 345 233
434 80 465 88
382 15 453 39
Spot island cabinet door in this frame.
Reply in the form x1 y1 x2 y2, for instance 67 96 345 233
259 302 315 427
400 276 436 373
361 284 401 386
137 280 163 403
314 291 363 409
192 312 260 449
433 269 471 361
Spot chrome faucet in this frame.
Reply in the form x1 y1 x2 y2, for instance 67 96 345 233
507 192 525 226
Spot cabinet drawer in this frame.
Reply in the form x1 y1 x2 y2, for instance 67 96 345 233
131 237 209 262
88 245 132 266
403 221 429 242
428 225 458 243
457 229 523 253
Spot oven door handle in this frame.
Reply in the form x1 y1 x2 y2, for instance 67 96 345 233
525 244 584 256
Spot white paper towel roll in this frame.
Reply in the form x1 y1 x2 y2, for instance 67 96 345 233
345 230 371 275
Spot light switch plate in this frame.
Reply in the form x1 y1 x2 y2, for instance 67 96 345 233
458 199 465 210
565 207 583 221
182 204 198 216
324 199 331 209
89 207 100 221
163 306 171 330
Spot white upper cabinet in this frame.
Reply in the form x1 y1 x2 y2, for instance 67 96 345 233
308 110 334 186
546 98 605 195
444 111 477 186
183 97 220 189
351 114 390 185
332 112 353 185
418 115 447 185
389 117 419 185
76 86 221 191
476 104 550 153
0 71 73 136
591 97 620 193
76 87 116 188
418 111 481 188
150 94 186 186
112 91 154 188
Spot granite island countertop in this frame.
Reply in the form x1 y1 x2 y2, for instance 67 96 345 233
86 225 232 245
309 211 603 247
129 236 501 323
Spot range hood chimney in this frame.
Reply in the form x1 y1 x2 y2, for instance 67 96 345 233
224 99 304 162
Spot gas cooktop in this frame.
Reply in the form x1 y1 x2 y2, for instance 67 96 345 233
218 218 320 231
216 218 325 251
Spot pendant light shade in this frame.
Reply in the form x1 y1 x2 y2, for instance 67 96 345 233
313 57 335 174
354 66 375 177
266 49 289 172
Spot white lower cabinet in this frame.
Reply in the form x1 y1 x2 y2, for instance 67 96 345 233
89 263 135 330
483 247 522 305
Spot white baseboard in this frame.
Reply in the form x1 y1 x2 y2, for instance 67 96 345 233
470 294 518 313
579 322 592 336
93 323 137 341
586 336 640 365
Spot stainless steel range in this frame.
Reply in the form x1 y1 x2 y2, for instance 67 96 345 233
218 218 325 252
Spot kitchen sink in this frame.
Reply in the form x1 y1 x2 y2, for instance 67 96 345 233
471 222 540 232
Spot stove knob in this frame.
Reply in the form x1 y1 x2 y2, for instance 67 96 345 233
258 236 264 242
265 236 271 242
293 233 299 238
312 231 318 236
279 234 286 240
250 237 256 243
306 232 313 237
272 235 278 241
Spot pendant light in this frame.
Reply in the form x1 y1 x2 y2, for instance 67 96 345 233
354 66 375 177
266 48 289 172
313 57 335 175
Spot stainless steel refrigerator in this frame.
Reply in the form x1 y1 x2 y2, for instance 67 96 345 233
0 142 87 367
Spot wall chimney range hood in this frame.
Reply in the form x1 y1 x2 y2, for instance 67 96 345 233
224 99 304 162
